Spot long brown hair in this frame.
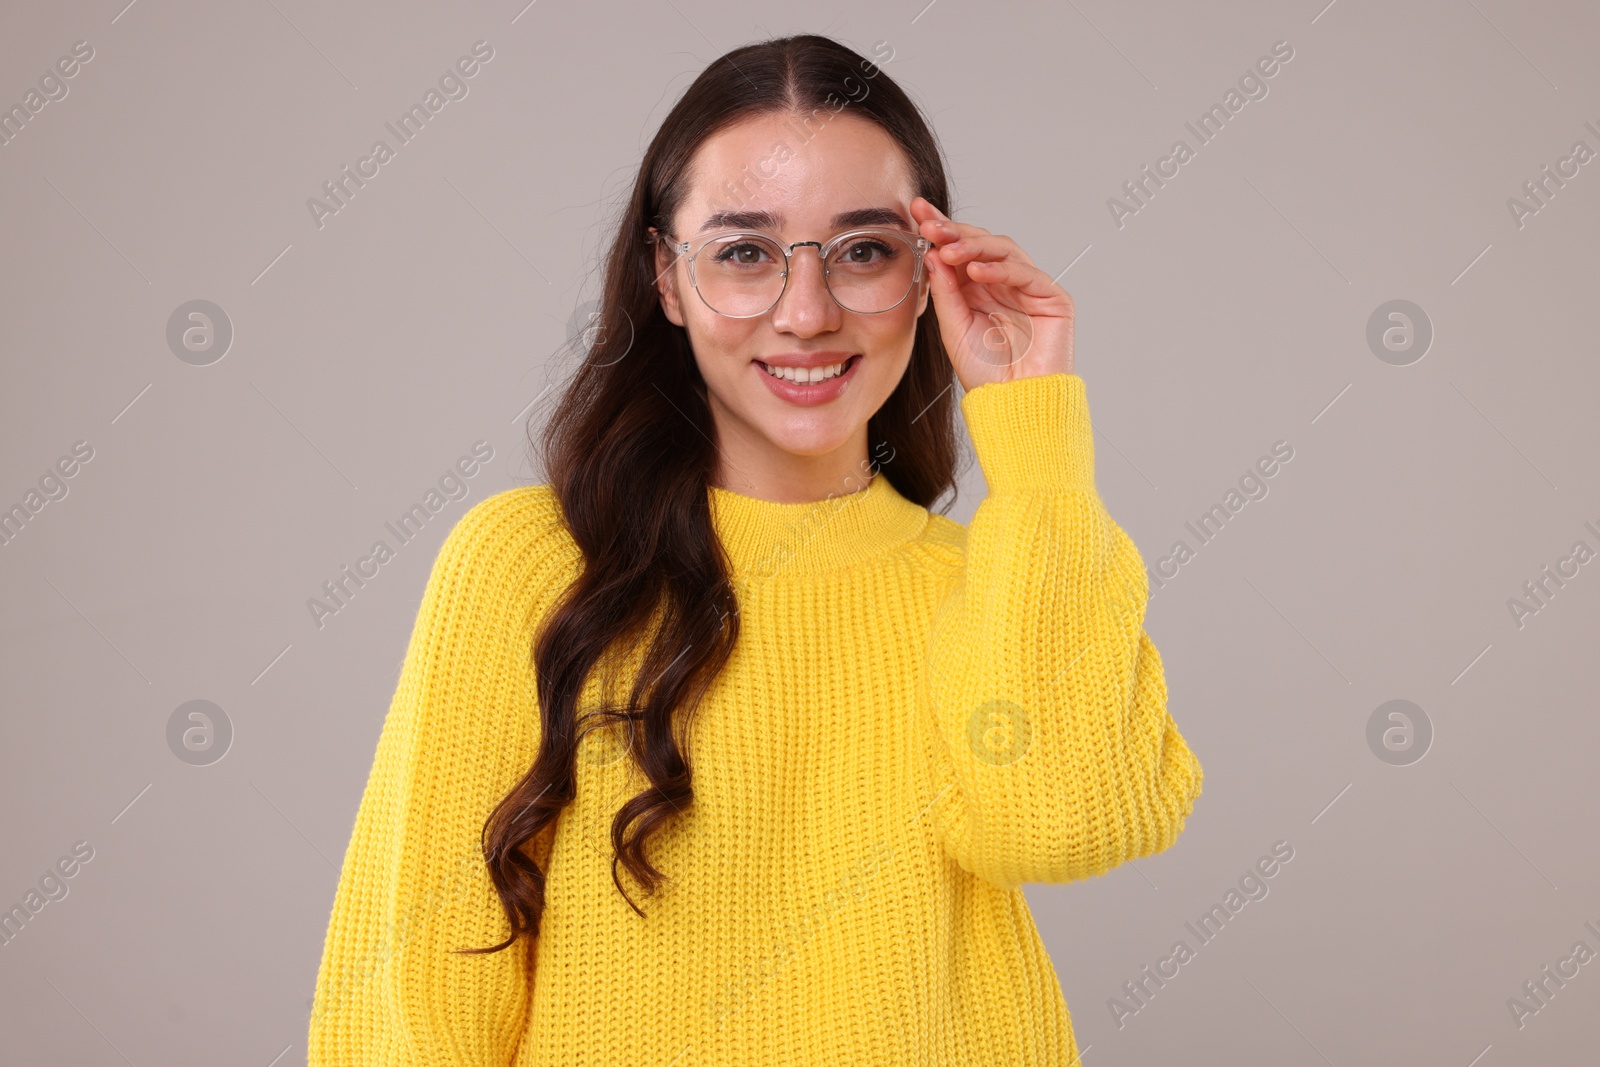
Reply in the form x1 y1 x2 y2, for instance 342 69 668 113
460 33 962 956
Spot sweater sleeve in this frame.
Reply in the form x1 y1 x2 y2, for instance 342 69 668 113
921 372 1203 890
307 492 553 1065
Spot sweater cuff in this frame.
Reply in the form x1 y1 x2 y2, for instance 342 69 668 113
959 372 1095 494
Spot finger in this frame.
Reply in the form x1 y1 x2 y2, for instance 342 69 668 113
915 196 975 231
938 233 1036 268
920 216 990 246
911 197 991 244
923 232 976 324
960 257 1067 300
910 195 960 226
909 195 943 222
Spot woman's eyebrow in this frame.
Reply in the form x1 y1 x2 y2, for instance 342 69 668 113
697 206 911 232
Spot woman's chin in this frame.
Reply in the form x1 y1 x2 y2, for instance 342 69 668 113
760 428 858 460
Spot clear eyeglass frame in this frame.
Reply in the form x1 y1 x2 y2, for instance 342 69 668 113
653 226 934 318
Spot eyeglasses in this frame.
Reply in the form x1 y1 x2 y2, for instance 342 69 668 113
655 227 933 318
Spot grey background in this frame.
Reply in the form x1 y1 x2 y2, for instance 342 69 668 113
2 0 1596 1063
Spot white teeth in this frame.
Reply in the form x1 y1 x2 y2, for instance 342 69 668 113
761 358 852 383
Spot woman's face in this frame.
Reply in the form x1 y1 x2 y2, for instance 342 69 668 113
652 110 930 489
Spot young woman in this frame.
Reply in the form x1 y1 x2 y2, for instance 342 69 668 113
308 33 1202 1067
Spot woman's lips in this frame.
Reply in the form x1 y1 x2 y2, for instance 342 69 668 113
753 354 862 406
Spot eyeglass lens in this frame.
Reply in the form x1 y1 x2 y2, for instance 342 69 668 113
690 230 920 316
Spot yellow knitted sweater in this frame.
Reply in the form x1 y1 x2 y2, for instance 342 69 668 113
307 371 1203 1066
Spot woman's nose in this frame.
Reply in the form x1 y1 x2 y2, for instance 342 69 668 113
770 247 841 334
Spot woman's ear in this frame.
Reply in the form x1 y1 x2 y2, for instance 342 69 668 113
649 228 686 327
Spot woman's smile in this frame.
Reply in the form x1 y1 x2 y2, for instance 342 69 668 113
753 352 864 405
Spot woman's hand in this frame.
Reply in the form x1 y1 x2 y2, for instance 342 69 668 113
910 195 1075 390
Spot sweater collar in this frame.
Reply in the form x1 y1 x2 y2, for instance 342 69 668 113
707 472 928 581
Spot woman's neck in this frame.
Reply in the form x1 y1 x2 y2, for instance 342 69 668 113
708 416 877 505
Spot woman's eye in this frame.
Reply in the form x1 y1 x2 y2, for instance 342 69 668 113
719 243 768 263
843 241 894 262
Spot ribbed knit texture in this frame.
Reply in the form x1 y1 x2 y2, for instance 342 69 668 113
307 371 1203 1066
